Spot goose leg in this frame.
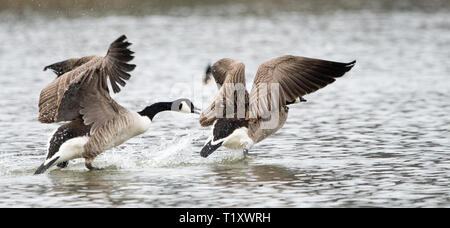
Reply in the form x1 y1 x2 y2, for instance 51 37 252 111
243 149 249 158
86 162 104 171
57 161 69 168
85 158 103 171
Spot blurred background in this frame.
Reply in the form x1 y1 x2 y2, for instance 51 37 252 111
1 0 450 16
0 0 448 207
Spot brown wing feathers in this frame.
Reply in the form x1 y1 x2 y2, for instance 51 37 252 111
102 35 136 93
199 60 248 127
201 56 355 124
38 35 135 124
78 68 120 133
247 56 355 120
264 56 355 103
43 56 96 77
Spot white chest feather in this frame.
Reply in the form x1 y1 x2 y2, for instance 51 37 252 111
222 127 254 150
47 136 89 165
44 114 151 166
110 113 151 148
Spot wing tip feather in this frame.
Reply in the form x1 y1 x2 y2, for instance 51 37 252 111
105 35 136 93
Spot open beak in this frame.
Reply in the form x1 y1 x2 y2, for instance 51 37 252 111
34 156 60 175
193 107 201 115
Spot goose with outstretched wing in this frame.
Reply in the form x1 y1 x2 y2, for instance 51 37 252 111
35 35 199 174
199 55 355 157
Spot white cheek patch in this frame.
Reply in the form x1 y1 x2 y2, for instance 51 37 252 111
180 101 191 113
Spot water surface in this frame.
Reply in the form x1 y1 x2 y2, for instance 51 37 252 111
0 1 449 207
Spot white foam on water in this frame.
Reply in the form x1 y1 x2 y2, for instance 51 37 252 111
85 130 247 171
138 131 246 168
95 150 138 170
0 130 246 176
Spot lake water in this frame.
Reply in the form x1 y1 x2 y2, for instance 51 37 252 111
0 0 449 207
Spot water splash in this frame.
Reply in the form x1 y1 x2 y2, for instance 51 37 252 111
91 130 246 170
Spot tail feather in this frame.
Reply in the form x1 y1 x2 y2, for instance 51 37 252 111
200 141 223 158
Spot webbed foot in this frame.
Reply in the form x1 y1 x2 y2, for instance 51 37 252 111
57 161 69 168
243 149 249 158
85 162 104 171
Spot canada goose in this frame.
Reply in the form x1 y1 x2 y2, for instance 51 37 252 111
34 35 200 174
199 55 355 157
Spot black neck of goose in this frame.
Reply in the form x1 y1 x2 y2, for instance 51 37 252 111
138 102 173 120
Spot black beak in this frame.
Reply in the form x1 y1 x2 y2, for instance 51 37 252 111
34 156 59 175
193 107 201 115
300 97 307 102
